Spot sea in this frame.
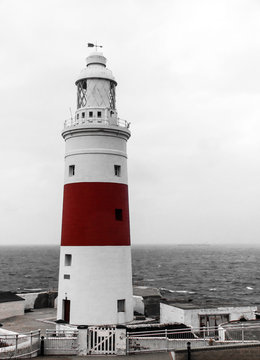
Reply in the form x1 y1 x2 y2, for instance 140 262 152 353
0 245 260 306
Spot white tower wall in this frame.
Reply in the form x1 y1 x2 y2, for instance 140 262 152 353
57 52 133 326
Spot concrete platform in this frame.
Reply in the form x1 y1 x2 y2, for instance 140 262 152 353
37 354 172 360
0 307 56 333
0 309 173 359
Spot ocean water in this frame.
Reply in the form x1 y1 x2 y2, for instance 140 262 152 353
132 245 260 306
0 245 260 306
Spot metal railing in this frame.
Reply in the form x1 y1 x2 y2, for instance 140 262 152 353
219 323 260 342
127 324 260 353
0 330 40 359
64 117 130 129
44 329 79 355
128 327 197 339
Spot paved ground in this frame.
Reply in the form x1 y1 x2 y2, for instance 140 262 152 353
0 308 56 333
37 354 172 360
1 309 173 359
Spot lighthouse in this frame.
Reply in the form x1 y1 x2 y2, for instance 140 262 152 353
57 51 133 326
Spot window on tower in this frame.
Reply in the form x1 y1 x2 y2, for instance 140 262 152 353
117 299 125 312
65 254 72 266
82 112 85 118
114 165 121 176
64 274 70 280
115 209 123 221
89 111 93 118
97 111 102 118
77 80 87 109
109 82 116 109
69 165 75 176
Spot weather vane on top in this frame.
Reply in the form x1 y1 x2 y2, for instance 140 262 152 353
87 42 103 51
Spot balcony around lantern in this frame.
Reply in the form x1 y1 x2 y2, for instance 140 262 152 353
63 116 130 129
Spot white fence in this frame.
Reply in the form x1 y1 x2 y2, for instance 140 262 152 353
219 323 260 342
44 329 78 355
44 326 123 356
64 117 130 129
127 325 260 353
2 324 258 357
0 330 40 359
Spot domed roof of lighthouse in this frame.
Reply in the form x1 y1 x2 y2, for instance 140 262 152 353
76 52 117 84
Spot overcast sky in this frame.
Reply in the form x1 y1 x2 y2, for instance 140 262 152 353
0 0 260 246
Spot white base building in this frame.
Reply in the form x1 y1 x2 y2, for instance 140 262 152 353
160 302 257 329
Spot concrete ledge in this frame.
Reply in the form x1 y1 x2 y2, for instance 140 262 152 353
173 342 260 360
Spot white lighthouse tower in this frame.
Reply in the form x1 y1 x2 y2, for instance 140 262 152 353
57 51 133 326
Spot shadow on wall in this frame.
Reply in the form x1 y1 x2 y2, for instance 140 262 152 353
17 291 58 311
34 292 57 309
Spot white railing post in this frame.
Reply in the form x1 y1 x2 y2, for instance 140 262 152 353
241 324 244 343
30 331 33 354
126 332 129 355
38 330 41 352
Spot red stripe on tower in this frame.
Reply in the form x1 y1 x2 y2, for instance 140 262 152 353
61 182 130 246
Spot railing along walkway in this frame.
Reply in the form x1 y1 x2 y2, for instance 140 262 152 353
44 329 79 355
64 117 130 129
0 330 40 359
127 324 260 353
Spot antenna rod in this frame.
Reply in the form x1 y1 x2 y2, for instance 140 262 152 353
87 42 103 51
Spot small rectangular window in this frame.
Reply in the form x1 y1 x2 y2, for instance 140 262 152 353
89 111 93 118
115 209 123 221
114 165 121 176
65 254 72 266
82 112 85 118
64 274 70 279
97 111 102 118
77 114 79 119
117 299 125 312
69 165 75 176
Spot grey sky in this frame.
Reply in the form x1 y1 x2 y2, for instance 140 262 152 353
0 0 260 246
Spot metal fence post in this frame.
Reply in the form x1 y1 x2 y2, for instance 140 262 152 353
187 341 191 360
38 330 41 354
165 329 168 351
30 331 33 354
40 336 45 356
203 326 206 345
15 334 18 356
241 324 244 343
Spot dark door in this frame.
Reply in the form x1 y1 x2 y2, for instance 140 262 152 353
63 299 70 323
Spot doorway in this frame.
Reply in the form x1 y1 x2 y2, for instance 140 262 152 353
63 299 70 323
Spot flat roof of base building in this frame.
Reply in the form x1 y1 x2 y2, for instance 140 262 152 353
161 301 258 310
133 286 162 297
0 292 25 303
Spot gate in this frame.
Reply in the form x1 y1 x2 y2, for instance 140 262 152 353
88 326 116 355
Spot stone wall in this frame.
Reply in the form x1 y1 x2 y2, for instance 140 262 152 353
128 337 207 353
0 300 24 320
17 291 57 310
173 343 260 360
133 295 145 315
